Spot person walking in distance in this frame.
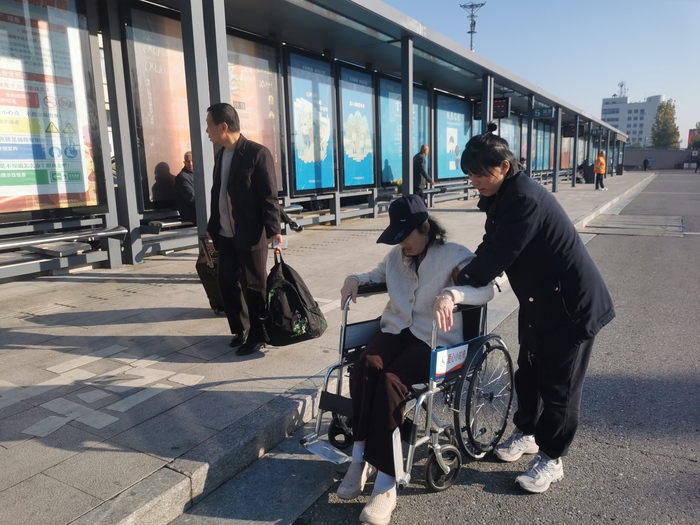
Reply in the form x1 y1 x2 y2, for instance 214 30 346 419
594 150 607 190
412 145 434 200
455 123 615 494
205 102 283 356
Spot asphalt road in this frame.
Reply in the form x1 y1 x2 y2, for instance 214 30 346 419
175 171 700 525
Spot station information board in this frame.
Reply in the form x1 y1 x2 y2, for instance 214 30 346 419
0 1 100 215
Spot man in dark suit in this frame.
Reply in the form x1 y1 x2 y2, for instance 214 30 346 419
205 103 283 356
175 151 197 224
412 144 434 199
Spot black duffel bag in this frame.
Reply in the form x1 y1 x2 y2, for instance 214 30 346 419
263 252 327 346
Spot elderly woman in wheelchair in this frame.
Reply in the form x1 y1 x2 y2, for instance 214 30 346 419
332 195 498 525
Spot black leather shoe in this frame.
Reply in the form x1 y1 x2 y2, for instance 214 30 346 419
229 334 247 348
236 340 265 356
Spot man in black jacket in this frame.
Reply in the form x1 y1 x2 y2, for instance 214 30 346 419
205 103 283 356
412 144 434 199
175 151 196 224
456 124 615 493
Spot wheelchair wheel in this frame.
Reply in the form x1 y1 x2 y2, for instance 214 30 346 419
425 444 462 492
328 416 354 450
454 336 513 458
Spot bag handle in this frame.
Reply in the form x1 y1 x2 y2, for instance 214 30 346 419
274 251 284 265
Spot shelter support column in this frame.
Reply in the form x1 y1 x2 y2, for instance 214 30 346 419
526 95 534 177
571 115 580 187
401 35 413 197
552 106 562 192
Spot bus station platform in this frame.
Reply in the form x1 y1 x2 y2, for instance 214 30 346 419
0 172 656 525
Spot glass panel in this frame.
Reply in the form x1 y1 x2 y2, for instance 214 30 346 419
0 0 104 216
339 67 374 188
435 93 469 180
226 35 283 190
128 9 191 209
288 53 335 192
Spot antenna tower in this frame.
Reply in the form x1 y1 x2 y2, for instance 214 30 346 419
618 81 628 98
460 2 486 52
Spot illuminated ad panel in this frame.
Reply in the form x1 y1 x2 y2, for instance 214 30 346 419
129 9 191 208
226 35 283 190
288 53 335 192
339 67 373 188
436 93 469 180
0 0 99 215
378 78 430 186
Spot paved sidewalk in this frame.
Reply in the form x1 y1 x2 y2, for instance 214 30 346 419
0 172 655 525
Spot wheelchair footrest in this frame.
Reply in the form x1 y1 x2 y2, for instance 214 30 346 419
304 439 351 464
319 391 353 418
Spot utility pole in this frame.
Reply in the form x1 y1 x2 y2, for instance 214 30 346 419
460 2 486 51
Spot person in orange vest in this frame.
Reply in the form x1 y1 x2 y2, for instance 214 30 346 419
594 151 607 190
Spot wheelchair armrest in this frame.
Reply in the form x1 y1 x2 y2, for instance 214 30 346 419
357 283 388 296
453 303 484 313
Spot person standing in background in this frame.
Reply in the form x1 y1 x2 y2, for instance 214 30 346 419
175 151 197 224
594 150 607 190
412 145 434 199
205 102 283 356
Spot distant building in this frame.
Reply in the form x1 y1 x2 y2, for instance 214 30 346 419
601 94 665 147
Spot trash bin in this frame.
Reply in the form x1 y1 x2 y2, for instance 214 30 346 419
584 164 595 184
616 164 623 175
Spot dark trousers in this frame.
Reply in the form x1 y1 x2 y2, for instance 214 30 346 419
595 173 605 189
351 329 431 476
216 236 268 343
512 330 595 460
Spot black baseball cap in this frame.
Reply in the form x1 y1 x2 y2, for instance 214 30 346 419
376 195 429 245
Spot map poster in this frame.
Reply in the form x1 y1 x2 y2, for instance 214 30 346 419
0 0 101 216
129 9 192 209
378 78 430 186
227 35 283 190
339 67 373 188
436 93 469 180
288 53 335 192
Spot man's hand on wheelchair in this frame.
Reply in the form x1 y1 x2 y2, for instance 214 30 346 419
434 293 455 332
340 275 359 305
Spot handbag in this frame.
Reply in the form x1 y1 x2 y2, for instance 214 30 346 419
263 252 327 346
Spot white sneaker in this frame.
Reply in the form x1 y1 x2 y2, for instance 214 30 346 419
359 486 397 525
494 431 538 462
337 461 376 500
515 453 564 493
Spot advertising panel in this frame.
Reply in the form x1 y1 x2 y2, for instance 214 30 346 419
435 93 469 180
378 78 430 185
339 67 373 188
0 0 102 216
288 53 335 192
226 35 283 190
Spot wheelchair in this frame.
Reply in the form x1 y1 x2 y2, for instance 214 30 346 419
301 283 514 492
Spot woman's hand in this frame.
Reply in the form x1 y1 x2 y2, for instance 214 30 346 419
434 294 455 332
340 276 359 305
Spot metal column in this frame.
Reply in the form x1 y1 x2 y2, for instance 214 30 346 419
571 115 580 187
101 0 144 264
401 35 413 197
526 95 534 177
481 74 493 131
551 107 562 192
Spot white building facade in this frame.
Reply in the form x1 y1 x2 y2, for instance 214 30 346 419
601 94 665 147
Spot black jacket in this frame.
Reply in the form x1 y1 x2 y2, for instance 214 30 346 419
175 168 196 224
456 172 615 346
206 135 280 252
412 152 431 189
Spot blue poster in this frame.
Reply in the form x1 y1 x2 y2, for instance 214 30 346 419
339 68 374 187
378 79 431 185
289 54 335 191
436 94 470 180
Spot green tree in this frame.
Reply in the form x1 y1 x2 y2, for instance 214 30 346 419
650 100 680 149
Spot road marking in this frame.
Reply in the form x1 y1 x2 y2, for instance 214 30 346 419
106 383 172 412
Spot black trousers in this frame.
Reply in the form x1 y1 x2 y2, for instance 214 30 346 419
512 329 595 460
216 236 268 343
351 329 431 476
595 173 605 189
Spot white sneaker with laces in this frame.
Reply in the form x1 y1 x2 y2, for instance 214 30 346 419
359 486 397 525
494 431 538 462
515 453 564 493
337 461 376 500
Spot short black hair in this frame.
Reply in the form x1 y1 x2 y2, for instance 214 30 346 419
461 122 517 178
207 102 240 133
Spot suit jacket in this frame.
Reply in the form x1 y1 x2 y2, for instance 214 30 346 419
412 152 431 189
206 134 280 251
175 168 196 224
456 172 615 346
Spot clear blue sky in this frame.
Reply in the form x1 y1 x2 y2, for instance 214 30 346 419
382 0 699 147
